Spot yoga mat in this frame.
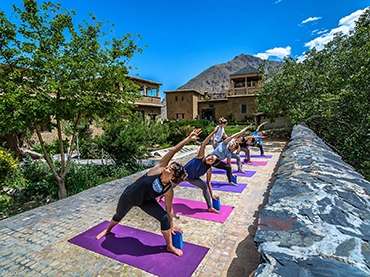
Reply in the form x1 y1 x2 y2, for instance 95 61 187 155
68 221 209 277
178 180 247 193
159 197 234 223
240 154 272 158
222 159 268 166
211 168 256 177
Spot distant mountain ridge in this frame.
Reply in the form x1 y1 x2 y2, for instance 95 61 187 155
161 53 281 118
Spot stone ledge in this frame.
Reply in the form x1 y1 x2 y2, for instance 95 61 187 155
254 123 370 276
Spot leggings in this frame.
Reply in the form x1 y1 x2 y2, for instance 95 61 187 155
240 147 250 161
257 143 264 155
113 193 170 230
213 161 232 182
230 152 242 167
186 178 212 208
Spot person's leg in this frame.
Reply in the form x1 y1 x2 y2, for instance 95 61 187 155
96 193 133 239
241 147 251 162
231 152 244 173
214 161 236 186
187 178 218 213
140 199 183 256
258 143 264 156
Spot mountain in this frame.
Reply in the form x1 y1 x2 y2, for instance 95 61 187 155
177 54 280 95
161 53 281 119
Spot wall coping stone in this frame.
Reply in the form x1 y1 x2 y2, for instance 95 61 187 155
254 123 370 276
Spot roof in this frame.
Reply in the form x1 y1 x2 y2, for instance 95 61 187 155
231 65 258 75
126 75 162 86
164 89 204 95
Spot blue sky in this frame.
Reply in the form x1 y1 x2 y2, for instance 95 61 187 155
1 0 369 99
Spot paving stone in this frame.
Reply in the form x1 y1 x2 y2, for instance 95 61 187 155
0 142 285 276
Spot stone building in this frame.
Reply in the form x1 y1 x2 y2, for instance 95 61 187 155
127 76 162 120
165 66 264 123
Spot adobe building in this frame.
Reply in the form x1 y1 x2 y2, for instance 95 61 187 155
165 66 263 122
165 89 204 121
127 76 162 120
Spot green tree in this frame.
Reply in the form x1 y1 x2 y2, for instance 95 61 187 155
257 8 370 179
0 0 143 198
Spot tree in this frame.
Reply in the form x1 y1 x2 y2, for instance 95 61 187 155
0 0 143 198
257 8 370 179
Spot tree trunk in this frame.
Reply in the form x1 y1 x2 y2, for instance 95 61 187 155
56 178 67 199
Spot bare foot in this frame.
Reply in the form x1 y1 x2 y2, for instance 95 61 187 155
229 182 238 186
207 207 220 214
167 245 183 256
96 229 110 240
238 169 246 174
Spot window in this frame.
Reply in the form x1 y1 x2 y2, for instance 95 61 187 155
182 96 184 101
175 96 178 101
241 104 248 114
182 114 184 119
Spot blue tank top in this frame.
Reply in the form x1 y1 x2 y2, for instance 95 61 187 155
184 157 210 180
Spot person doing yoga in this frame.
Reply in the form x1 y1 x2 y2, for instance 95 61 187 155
205 124 253 186
183 126 221 214
96 129 202 257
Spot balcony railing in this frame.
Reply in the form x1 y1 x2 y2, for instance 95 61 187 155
227 87 260 96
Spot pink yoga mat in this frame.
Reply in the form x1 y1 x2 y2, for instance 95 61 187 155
211 168 256 177
240 154 272 158
222 159 268 166
159 197 234 223
178 181 247 193
68 221 208 277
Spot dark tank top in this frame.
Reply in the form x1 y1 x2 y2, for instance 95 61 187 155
124 173 172 205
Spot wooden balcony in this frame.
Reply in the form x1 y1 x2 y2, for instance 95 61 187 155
227 87 260 97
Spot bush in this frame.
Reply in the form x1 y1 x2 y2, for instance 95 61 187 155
20 157 57 198
65 163 133 195
98 113 153 168
0 148 19 182
165 120 214 144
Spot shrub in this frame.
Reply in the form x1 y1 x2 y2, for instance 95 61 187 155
65 163 133 195
98 113 152 168
20 157 57 198
0 148 19 181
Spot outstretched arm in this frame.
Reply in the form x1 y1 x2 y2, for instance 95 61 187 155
149 129 201 175
223 123 253 144
256 121 268 131
196 126 220 158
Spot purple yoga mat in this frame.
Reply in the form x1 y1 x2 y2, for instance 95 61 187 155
221 159 268 166
68 221 209 277
211 168 256 177
240 154 272 158
178 180 247 193
159 197 234 223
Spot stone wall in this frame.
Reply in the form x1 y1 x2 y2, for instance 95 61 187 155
254 124 370 276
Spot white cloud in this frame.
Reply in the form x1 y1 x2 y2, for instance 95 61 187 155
317 29 328 35
255 53 268 60
304 8 368 51
275 0 282 3
301 17 321 24
254 46 291 60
